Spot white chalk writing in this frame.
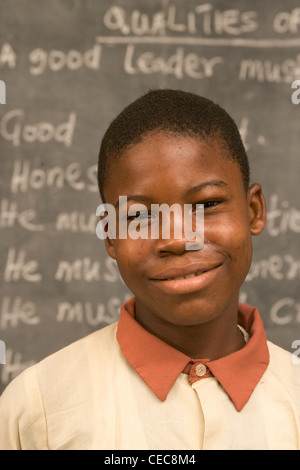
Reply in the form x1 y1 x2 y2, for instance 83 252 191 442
0 199 45 230
123 45 223 79
56 211 97 233
28 43 101 75
4 248 42 282
1 348 35 384
239 54 300 83
103 5 258 37
54 256 121 282
266 195 300 237
0 109 76 147
0 297 39 330
0 43 17 68
56 294 131 326
10 160 97 194
246 254 300 281
273 8 300 34
270 297 300 325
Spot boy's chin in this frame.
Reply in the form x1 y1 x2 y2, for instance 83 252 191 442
145 296 232 327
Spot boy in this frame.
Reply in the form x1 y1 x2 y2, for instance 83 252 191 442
0 89 299 450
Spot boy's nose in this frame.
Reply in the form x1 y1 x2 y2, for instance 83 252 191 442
154 234 203 255
153 209 204 254
154 236 190 255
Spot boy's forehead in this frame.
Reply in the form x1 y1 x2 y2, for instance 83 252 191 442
105 132 242 202
121 132 226 165
123 133 236 179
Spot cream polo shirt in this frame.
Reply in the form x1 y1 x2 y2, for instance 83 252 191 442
0 297 299 450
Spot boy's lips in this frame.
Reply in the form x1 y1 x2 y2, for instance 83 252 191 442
150 262 223 294
151 262 222 280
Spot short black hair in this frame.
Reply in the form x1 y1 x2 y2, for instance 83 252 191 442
97 89 249 201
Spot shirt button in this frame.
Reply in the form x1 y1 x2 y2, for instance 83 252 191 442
195 363 207 377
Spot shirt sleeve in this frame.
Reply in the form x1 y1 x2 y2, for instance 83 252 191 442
0 366 48 450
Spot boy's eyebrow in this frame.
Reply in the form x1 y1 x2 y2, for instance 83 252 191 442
114 195 152 209
186 180 228 194
114 180 229 208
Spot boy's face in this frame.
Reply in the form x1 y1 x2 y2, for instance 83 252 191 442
104 132 266 327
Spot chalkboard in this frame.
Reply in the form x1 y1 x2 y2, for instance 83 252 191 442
0 0 300 394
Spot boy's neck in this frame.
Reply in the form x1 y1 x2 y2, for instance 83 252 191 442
135 301 246 360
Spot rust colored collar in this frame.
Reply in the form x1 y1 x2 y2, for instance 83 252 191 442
116 297 269 411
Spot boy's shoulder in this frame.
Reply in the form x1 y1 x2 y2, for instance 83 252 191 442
1 321 120 401
267 339 298 366
266 340 300 390
40 320 119 363
0 321 121 449
35 320 120 378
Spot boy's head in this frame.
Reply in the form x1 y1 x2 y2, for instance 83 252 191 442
97 89 250 203
97 89 266 329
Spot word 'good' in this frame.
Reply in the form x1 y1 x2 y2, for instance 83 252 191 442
0 109 76 147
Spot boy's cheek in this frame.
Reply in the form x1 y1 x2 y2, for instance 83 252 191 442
113 240 151 274
205 218 249 246
207 222 252 268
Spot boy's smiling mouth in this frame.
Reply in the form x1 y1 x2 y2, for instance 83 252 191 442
151 261 222 280
164 271 205 280
150 262 223 294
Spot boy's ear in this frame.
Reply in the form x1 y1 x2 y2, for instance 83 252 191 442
97 212 117 259
247 183 266 236
104 236 117 260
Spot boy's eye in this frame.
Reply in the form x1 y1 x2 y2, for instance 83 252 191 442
127 211 151 221
127 202 222 220
192 201 221 211
203 200 220 209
